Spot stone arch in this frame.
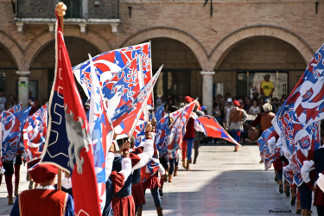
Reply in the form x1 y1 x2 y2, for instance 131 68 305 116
209 25 314 70
0 31 23 69
24 29 112 69
120 27 208 70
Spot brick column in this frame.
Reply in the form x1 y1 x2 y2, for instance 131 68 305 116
200 71 215 114
16 71 30 108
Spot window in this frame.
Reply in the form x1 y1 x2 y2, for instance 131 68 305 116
154 69 191 99
237 71 288 99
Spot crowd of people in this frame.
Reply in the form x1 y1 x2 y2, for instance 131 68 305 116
0 91 208 216
1 72 324 216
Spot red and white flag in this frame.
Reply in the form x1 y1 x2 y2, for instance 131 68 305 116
40 12 101 216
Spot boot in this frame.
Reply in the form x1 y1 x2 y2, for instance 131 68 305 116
291 187 296 206
296 198 302 214
301 209 311 216
284 181 290 197
14 185 18 197
168 174 173 183
193 140 199 164
136 206 143 216
156 207 163 216
8 195 13 205
0 173 2 185
278 183 283 194
234 145 239 152
182 159 186 168
186 159 191 171
174 166 178 176
159 187 163 196
29 180 34 190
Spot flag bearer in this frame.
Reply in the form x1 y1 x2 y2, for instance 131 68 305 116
10 164 74 216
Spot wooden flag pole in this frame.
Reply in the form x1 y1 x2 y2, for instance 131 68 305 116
54 2 67 191
55 2 67 32
57 169 62 190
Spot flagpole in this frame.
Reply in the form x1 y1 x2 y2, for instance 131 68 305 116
55 2 67 191
56 2 66 32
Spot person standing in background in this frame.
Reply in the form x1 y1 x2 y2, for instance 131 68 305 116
227 100 247 152
0 89 6 112
260 74 275 98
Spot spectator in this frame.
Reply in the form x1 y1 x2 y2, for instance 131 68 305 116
224 98 234 129
213 102 222 124
216 94 225 114
165 98 174 113
201 106 208 115
0 89 6 112
224 93 231 103
34 98 41 110
260 74 275 98
155 96 162 107
227 100 247 152
249 100 261 116
259 97 265 112
243 96 251 113
6 94 17 109
271 97 279 113
251 87 259 101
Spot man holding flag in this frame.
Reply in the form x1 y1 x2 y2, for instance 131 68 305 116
39 3 101 216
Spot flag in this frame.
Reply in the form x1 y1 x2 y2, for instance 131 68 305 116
0 104 22 171
1 107 31 162
40 13 101 216
154 105 165 123
132 120 146 147
168 101 196 153
132 104 166 148
22 104 47 161
196 115 239 145
272 44 324 185
73 42 153 108
257 126 279 170
292 122 320 185
141 147 160 183
104 57 142 126
155 115 170 156
113 66 163 136
272 43 324 150
283 164 294 184
88 54 114 211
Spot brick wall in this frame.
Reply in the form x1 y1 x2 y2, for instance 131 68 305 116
0 0 322 102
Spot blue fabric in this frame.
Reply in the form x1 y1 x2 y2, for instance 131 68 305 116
276 170 283 182
230 129 242 143
150 188 162 207
132 168 141 184
103 178 114 216
10 198 19 216
298 182 312 210
112 156 132 197
65 195 74 216
169 157 179 175
184 138 194 160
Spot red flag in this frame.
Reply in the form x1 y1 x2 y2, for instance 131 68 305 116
196 115 239 145
54 13 101 216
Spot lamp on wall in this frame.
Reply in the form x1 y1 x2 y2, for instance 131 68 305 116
315 1 319 14
94 0 101 7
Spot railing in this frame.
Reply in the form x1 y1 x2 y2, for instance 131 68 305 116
16 0 119 19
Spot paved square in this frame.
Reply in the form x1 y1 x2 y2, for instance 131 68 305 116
0 145 305 215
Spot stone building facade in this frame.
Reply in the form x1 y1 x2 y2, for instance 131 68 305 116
0 0 322 113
